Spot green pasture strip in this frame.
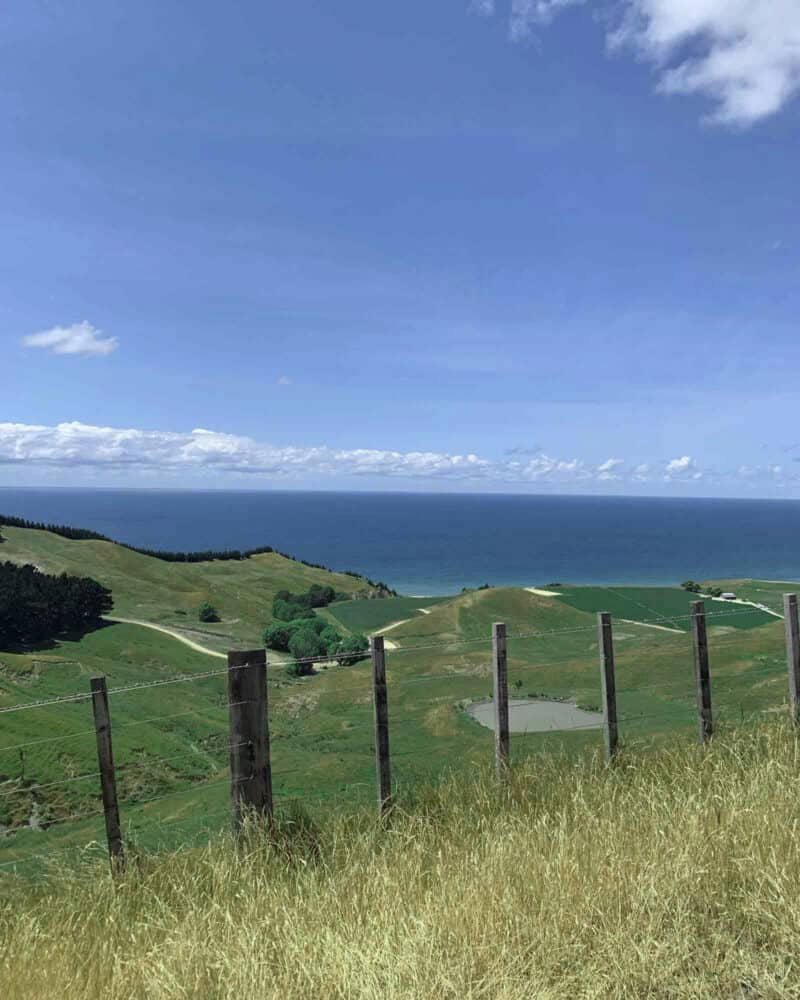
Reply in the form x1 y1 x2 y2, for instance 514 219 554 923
326 595 450 634
555 585 774 631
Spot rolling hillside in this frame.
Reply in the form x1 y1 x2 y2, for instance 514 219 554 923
0 523 368 652
0 522 794 872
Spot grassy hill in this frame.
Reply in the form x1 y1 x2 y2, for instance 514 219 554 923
325 594 449 634
0 523 795 874
2 722 800 998
0 524 367 652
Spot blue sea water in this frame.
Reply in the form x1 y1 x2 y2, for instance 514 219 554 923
2 488 800 596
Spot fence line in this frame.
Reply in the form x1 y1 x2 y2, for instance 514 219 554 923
0 604 775 719
0 596 795 872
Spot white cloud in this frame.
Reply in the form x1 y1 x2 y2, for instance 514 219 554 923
277 375 293 385
1 421 791 489
489 1 800 125
597 457 625 480
0 422 599 485
514 453 594 481
0 422 497 481
664 455 702 479
20 321 118 357
613 0 800 126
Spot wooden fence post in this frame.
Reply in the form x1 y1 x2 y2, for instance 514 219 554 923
597 613 618 761
90 676 124 872
492 622 510 778
784 594 800 725
691 600 713 744
371 636 392 815
227 649 272 833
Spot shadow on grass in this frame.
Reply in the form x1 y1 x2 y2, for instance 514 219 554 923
0 617 114 655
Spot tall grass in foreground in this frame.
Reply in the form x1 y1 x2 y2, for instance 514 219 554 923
3 724 800 999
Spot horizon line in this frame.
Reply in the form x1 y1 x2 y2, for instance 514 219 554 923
3 484 800 504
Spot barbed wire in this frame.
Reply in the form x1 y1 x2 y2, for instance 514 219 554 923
1 692 793 873
2 656 787 802
0 707 225 755
0 738 249 800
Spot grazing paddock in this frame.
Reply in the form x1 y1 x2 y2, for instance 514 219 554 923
326 595 450 634
555 585 774 631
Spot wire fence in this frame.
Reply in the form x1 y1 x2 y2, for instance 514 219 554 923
0 599 794 876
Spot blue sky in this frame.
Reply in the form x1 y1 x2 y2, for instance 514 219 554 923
4 0 800 496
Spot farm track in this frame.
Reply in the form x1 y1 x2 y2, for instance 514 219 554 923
619 618 683 634
104 616 227 659
705 595 783 619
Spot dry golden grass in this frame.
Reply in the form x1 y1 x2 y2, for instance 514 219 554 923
3 724 800 998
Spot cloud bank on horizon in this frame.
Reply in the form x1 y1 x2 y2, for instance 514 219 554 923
0 421 788 490
482 0 800 126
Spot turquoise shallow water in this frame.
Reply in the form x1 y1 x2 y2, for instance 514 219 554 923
2 488 800 595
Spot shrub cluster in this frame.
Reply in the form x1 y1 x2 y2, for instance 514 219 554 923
272 586 343 621
263 611 368 676
681 580 726 597
0 561 113 646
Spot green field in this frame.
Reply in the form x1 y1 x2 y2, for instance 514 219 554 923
555 585 776 631
0 526 795 873
326 594 450 634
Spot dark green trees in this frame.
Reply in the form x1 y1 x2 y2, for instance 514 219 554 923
287 628 325 676
0 561 113 646
263 622 292 652
336 634 369 666
272 586 340 621
263 614 369 674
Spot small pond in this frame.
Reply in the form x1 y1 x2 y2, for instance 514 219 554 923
467 698 604 734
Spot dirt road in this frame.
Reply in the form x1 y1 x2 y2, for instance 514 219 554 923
104 616 227 659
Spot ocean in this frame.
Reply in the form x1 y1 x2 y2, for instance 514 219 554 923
2 488 800 596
